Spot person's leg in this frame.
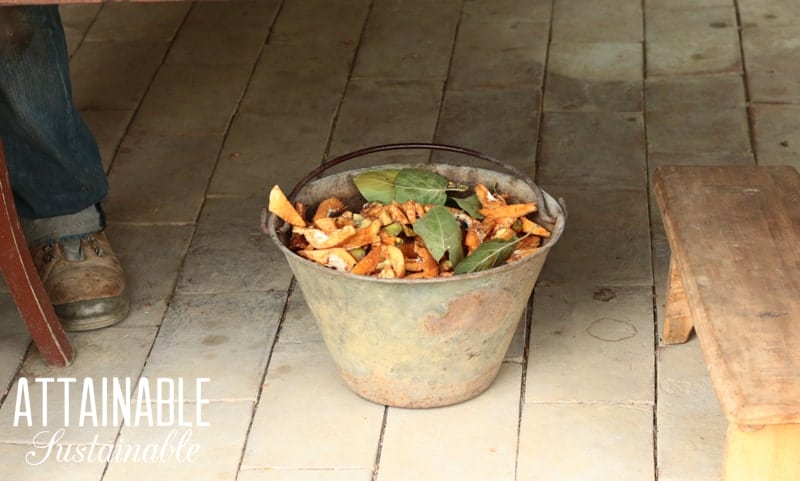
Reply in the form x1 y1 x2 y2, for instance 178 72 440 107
0 6 128 330
0 6 107 223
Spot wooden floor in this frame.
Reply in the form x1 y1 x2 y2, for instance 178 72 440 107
0 1 798 480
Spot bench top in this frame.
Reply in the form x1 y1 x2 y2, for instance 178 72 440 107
654 165 800 425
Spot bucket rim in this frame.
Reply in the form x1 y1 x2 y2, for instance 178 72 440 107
267 162 566 285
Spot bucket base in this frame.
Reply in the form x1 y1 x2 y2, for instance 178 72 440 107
338 363 503 408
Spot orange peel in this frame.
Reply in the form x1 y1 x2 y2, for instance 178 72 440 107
520 217 551 237
313 197 346 222
269 185 306 227
474 183 506 208
341 220 381 249
351 247 383 276
313 216 339 233
479 203 537 220
298 248 357 271
296 225 356 249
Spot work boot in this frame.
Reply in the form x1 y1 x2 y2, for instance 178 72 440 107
30 231 129 331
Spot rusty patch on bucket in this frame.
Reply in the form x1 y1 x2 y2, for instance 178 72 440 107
423 289 513 335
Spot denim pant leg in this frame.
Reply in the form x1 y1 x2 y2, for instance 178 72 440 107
0 5 107 239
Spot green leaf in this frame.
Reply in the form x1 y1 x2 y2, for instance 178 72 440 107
454 237 521 274
394 169 449 205
413 205 464 265
452 195 484 220
353 169 400 204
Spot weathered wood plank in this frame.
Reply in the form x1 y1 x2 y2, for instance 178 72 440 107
723 423 800 481
663 253 694 344
653 165 800 425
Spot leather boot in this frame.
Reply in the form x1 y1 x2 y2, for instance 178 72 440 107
30 231 129 331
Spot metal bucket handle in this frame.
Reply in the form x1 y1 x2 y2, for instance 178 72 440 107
284 142 557 225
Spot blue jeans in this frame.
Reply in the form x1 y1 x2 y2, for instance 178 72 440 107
0 6 106 241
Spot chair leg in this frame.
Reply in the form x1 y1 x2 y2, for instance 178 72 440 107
723 423 800 481
0 139 73 367
663 255 694 344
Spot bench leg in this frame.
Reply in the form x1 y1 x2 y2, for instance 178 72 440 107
0 139 74 367
663 256 694 344
723 423 800 481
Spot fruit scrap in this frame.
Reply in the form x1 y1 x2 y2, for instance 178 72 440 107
313 216 339 233
378 245 406 278
520 217 551 237
361 202 385 220
298 248 357 271
479 203 537 220
288 233 309 251
386 202 411 224
294 225 356 249
400 200 424 223
269 185 306 227
464 229 480 254
313 197 346 222
491 220 518 240
507 235 543 263
406 239 439 279
268 172 553 278
340 220 381 249
351 247 383 275
474 183 506 208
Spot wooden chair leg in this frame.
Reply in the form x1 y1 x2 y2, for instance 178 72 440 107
723 423 800 481
663 255 694 344
0 139 73 367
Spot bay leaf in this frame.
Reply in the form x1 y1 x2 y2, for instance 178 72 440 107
452 194 484 220
454 237 520 274
413 205 464 265
353 169 400 204
394 169 449 205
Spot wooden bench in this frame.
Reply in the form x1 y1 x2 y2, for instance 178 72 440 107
653 165 800 481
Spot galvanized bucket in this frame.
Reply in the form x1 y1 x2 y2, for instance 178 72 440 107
266 143 566 408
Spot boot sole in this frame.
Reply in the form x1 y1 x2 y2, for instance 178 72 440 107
55 293 131 331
